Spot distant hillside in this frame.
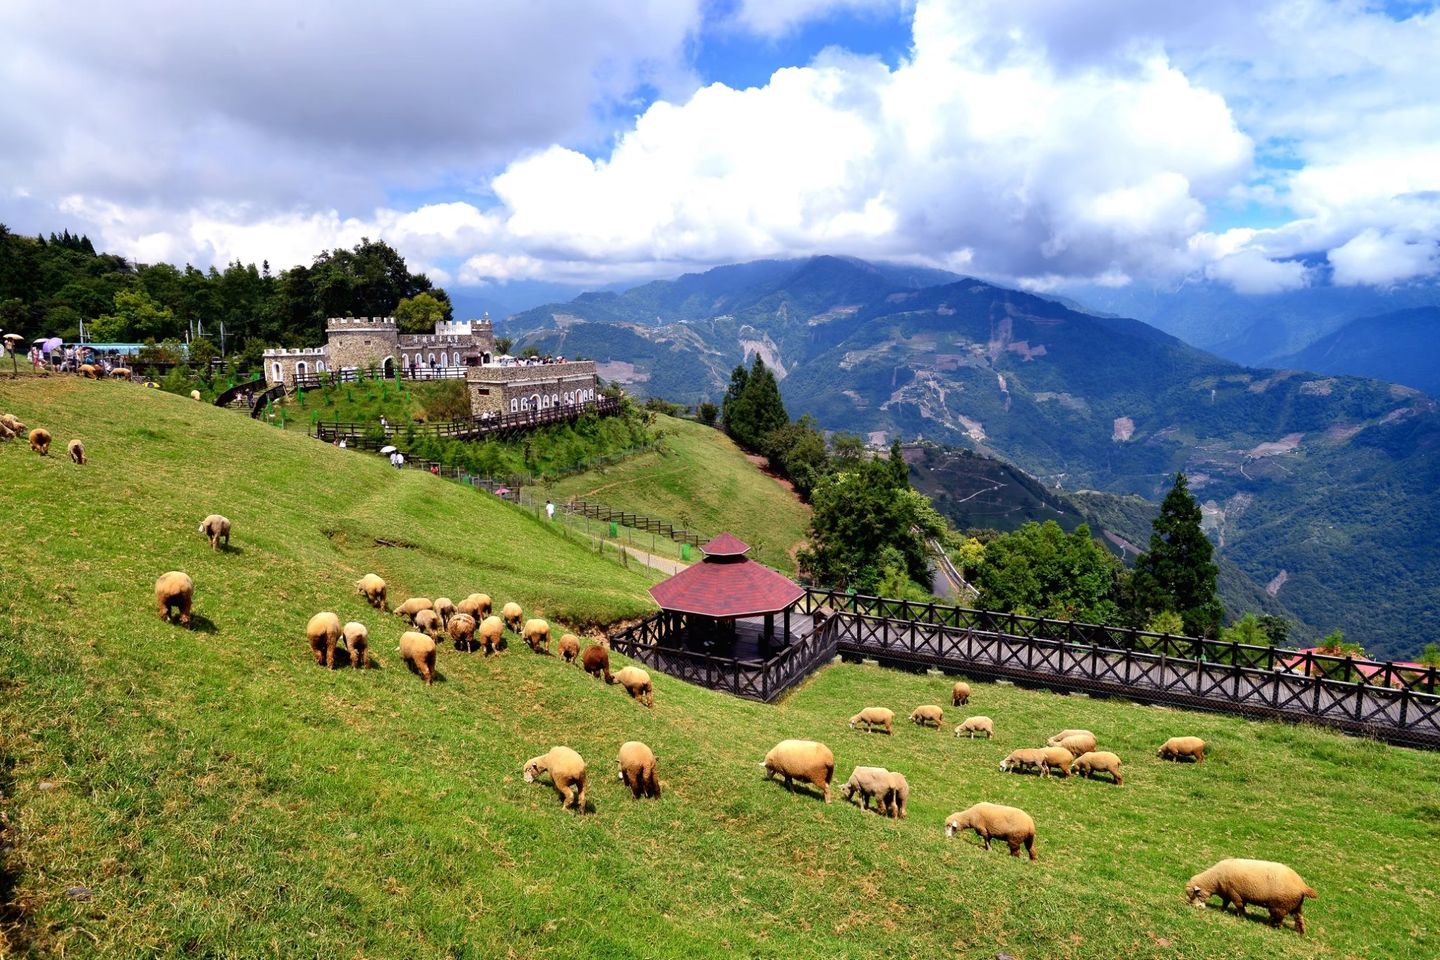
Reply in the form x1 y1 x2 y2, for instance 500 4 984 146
1273 307 1440 397
508 256 1440 659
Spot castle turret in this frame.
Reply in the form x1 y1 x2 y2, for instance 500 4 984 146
324 316 400 373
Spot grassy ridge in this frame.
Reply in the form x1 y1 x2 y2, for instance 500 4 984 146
545 416 811 572
1 378 1438 959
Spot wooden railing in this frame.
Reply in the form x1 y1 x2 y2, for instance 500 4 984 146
213 376 266 408
310 396 622 445
567 500 706 547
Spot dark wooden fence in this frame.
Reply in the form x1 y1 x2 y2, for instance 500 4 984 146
800 588 1440 749
213 376 266 408
566 500 706 547
310 396 622 446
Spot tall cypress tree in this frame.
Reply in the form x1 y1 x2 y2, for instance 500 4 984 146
721 362 751 444
1132 473 1224 637
743 356 788 444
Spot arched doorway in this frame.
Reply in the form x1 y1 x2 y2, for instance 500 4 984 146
383 357 395 379
272 361 281 382
295 360 308 379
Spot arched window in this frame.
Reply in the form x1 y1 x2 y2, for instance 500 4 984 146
295 361 308 378
272 362 281 382
428 352 436 368
452 351 461 367
510 398 519 413
482 351 491 365
551 394 559 408
316 360 326 372
439 352 447 368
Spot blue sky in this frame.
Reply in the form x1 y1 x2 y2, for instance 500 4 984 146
3 0 1438 297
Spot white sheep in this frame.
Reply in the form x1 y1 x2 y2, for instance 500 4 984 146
197 514 230 551
945 803 1037 860
1070 751 1123 785
909 704 944 729
762 740 835 803
1186 859 1317 933
524 746 588 812
342 621 369 670
953 716 994 739
848 707 895 735
1158 736 1207 763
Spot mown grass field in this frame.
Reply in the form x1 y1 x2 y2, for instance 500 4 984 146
1 376 1437 959
545 415 811 572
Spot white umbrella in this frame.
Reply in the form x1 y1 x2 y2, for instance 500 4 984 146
379 445 398 454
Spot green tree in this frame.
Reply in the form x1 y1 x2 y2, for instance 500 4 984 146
92 289 177 342
721 362 750 439
975 521 1125 624
1418 643 1440 668
1220 613 1267 646
1132 473 1224 637
187 336 219 372
761 414 830 498
722 355 788 452
1257 614 1290 647
1145 610 1185 635
394 292 447 334
696 401 718 426
495 336 514 355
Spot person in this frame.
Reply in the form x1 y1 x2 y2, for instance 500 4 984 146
430 464 440 476
338 437 347 449
545 499 555 521
28 346 42 372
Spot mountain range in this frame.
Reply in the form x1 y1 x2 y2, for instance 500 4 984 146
508 256 1440 659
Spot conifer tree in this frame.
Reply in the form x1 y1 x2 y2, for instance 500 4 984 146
1132 473 1224 637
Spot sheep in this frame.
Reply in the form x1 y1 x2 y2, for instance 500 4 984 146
355 574 388 611
616 741 661 799
154 571 194 626
1047 729 1094 747
0 414 25 434
448 612 478 652
884 771 910 819
762 739 835 803
393 597 433 625
67 439 85 464
614 666 654 707
28 428 51 455
502 601 524 632
1186 859 1318 933
581 642 614 683
456 593 492 620
945 803 1037 860
953 716 994 739
432 597 456 627
848 706 895 735
190 389 202 401
342 621 369 669
1058 733 1097 757
998 748 1049 776
952 681 971 706
306 612 343 668
1158 736 1207 763
1039 746 1074 778
1070 751 1123 785
79 364 99 379
398 630 437 685
413 608 442 638
0 423 12 441
909 704 944 729
522 618 551 655
558 633 580 663
110 367 131 379
197 514 230 551
478 614 505 655
838 766 894 813
524 746 587 812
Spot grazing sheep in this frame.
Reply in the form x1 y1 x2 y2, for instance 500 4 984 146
1158 736 1207 763
197 514 230 551
1186 859 1317 933
342 621 369 669
522 618 552 654
28 428 51 455
616 741 661 799
952 681 971 706
0 424 13 441
1070 751 1123 785
393 597 433 625
110 367 131 379
524 746 588 812
154 571 194 626
884 771 910 819
67 439 85 464
614 666 654 707
355 574 388 611
456 593 492 620
397 630 437 685
1058 733 1097 757
190 389 202 401
306 612 343 668
432 597 455 627
448 612 478 652
909 704 944 729
502 601 524 632
478 615 505 655
1039 746 1074 778
945 803 1037 860
79 364 99 379
1047 729 1094 747
558 633 580 663
953 716 994 739
998 748 1050 776
762 739 835 803
413 608 442 638
581 642 614 683
1 414 26 434
838 766 894 813
848 706 895 735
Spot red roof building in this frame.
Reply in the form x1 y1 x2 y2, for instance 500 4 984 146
649 533 805 619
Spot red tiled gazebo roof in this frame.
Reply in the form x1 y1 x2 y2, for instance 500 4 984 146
649 532 804 618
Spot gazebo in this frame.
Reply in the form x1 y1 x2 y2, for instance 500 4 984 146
648 533 806 657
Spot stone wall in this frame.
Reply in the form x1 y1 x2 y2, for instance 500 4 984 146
465 361 598 415
325 317 400 372
262 347 329 385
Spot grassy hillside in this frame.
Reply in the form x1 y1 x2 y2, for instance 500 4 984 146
545 415 811 573
2 377 1439 959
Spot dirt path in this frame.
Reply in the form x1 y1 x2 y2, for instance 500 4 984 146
742 452 803 500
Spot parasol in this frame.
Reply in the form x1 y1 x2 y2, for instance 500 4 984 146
3 333 23 378
379 445 398 454
40 336 63 353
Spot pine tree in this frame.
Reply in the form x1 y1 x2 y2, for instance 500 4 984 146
1132 473 1224 637
720 362 750 442
887 440 909 490
743 356 788 444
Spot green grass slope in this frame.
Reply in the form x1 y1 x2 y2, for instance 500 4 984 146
1 378 1438 959
545 415 811 573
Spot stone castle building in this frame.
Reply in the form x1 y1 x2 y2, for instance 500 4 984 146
263 315 598 417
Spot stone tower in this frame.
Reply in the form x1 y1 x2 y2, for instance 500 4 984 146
325 317 401 373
